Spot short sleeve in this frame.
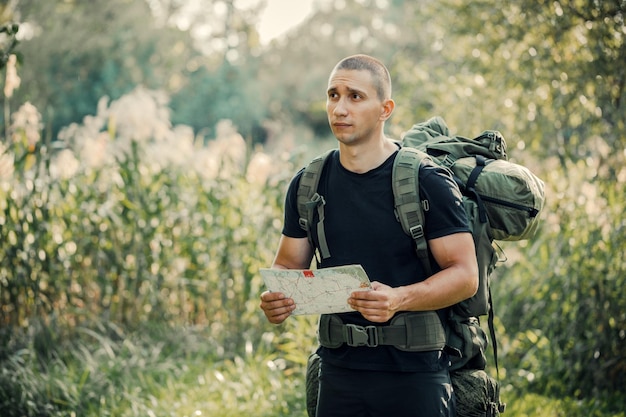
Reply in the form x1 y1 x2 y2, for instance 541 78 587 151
282 169 308 238
419 161 471 240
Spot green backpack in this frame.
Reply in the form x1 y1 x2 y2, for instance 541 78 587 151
299 116 545 417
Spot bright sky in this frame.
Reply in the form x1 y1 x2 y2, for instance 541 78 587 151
256 0 315 44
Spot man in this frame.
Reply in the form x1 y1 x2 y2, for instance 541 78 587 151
260 54 478 417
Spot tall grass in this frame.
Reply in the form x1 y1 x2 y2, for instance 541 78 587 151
1 92 291 335
0 91 317 416
0 316 317 417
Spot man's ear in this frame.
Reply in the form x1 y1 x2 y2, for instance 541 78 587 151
380 98 395 121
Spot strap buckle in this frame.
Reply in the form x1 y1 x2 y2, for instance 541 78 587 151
409 224 424 240
343 324 379 347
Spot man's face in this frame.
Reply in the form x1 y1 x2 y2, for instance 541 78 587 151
326 69 386 146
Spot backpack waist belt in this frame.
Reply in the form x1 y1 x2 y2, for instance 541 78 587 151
318 312 446 352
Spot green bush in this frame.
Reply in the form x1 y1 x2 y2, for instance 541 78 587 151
493 154 625 409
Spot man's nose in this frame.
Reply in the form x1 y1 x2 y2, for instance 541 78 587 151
333 98 348 116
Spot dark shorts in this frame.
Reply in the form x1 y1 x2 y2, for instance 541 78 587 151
316 361 456 417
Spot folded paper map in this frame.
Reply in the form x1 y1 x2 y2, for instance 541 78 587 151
260 265 372 315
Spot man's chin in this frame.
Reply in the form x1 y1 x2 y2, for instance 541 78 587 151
334 132 357 144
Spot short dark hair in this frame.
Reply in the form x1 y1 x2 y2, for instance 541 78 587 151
332 54 392 100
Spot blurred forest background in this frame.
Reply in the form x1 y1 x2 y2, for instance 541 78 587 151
0 0 624 416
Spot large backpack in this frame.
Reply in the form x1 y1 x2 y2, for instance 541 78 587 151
299 116 545 417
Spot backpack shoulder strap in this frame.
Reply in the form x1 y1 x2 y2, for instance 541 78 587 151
392 147 433 276
296 149 335 260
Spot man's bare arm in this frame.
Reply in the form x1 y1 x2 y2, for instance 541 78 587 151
271 235 315 270
348 232 478 322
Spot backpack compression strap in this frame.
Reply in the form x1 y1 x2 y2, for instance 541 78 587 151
464 154 489 224
392 147 433 276
297 149 334 261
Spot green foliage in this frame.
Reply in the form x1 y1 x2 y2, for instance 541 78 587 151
5 0 194 136
429 0 625 159
493 154 625 405
0 116 52 328
502 391 625 417
170 61 268 142
0 319 315 417
0 97 317 414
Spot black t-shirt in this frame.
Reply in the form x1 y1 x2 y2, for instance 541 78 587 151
282 148 470 372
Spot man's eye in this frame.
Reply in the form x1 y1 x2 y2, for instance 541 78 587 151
352 94 361 100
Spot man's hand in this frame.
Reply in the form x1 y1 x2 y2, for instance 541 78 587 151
348 281 401 323
260 291 296 324
260 235 313 324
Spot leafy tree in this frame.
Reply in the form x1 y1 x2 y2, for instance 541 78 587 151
146 0 270 141
169 56 268 142
147 0 264 60
4 0 194 138
427 0 625 160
